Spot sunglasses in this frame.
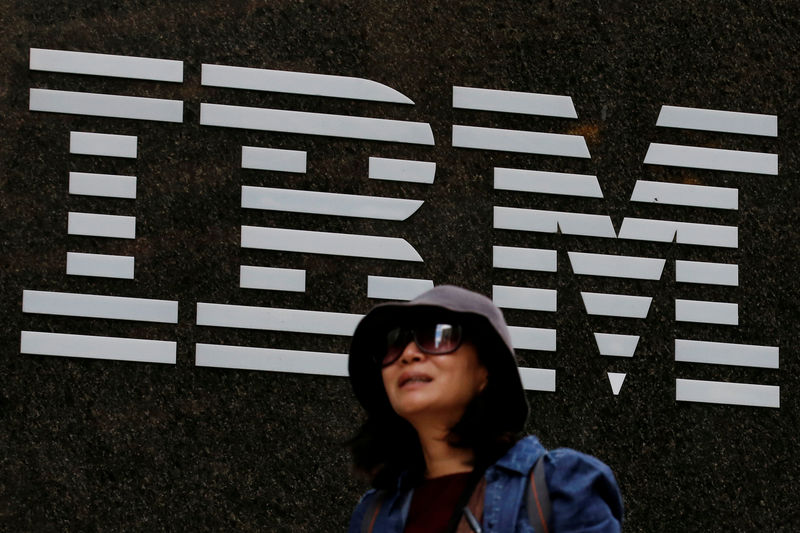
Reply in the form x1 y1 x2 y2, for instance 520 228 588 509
378 322 465 367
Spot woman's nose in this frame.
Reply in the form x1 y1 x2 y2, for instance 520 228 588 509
398 340 423 364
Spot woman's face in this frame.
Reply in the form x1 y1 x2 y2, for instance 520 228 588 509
380 331 488 424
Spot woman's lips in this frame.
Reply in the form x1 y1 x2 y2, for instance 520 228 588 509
398 371 433 388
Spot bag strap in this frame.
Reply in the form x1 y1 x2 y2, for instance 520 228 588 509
445 468 487 533
361 490 388 533
526 455 551 533
457 476 487 533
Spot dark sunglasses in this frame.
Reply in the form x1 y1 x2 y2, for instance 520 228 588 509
378 322 465 367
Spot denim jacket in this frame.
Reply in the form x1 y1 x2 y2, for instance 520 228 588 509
348 436 623 532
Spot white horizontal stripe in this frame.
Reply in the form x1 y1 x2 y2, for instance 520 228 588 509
30 89 183 123
196 343 349 376
241 146 307 172
581 292 652 318
492 285 557 312
675 299 738 325
70 132 137 158
22 290 178 323
201 103 434 145
239 266 306 292
453 125 590 158
675 260 738 286
68 212 136 239
494 168 602 198
29 48 183 82
508 326 556 351
241 186 423 220
644 143 777 175
241 226 423 262
519 367 556 392
494 207 617 238
452 87 577 118
367 276 434 300
568 252 665 280
196 303 361 335
196 342 556 388
594 333 640 357
493 246 557 272
656 105 777 137
21 331 175 364
67 252 134 279
630 180 737 210
618 218 737 248
202 64 413 104
69 172 136 198
676 379 779 408
369 157 436 184
676 339 778 369
619 218 676 241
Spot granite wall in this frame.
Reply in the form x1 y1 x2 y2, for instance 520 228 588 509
2 1 798 531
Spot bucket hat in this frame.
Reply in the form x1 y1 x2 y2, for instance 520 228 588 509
348 285 528 431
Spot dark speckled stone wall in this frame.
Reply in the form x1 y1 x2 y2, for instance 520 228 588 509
1 1 798 531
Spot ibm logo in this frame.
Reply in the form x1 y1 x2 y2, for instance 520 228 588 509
20 48 780 408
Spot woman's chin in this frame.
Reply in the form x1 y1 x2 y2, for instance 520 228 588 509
393 397 467 426
392 390 451 419
392 397 434 418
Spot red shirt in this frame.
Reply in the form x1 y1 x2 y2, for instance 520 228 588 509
404 472 471 533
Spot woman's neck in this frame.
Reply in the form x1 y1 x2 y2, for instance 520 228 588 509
415 424 476 479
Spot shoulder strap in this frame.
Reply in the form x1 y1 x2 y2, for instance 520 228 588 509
446 468 486 533
361 490 388 533
457 476 487 533
526 455 551 533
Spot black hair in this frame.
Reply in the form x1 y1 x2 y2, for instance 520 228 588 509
347 315 523 489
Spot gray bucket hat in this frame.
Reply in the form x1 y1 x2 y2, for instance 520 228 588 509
348 285 529 431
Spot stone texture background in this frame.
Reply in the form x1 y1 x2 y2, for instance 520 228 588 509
1 0 798 530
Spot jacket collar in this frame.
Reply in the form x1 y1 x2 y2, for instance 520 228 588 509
492 435 546 475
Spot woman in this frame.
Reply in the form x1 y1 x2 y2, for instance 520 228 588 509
347 285 623 532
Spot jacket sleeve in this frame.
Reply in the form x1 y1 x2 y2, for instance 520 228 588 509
348 489 377 533
545 448 624 533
